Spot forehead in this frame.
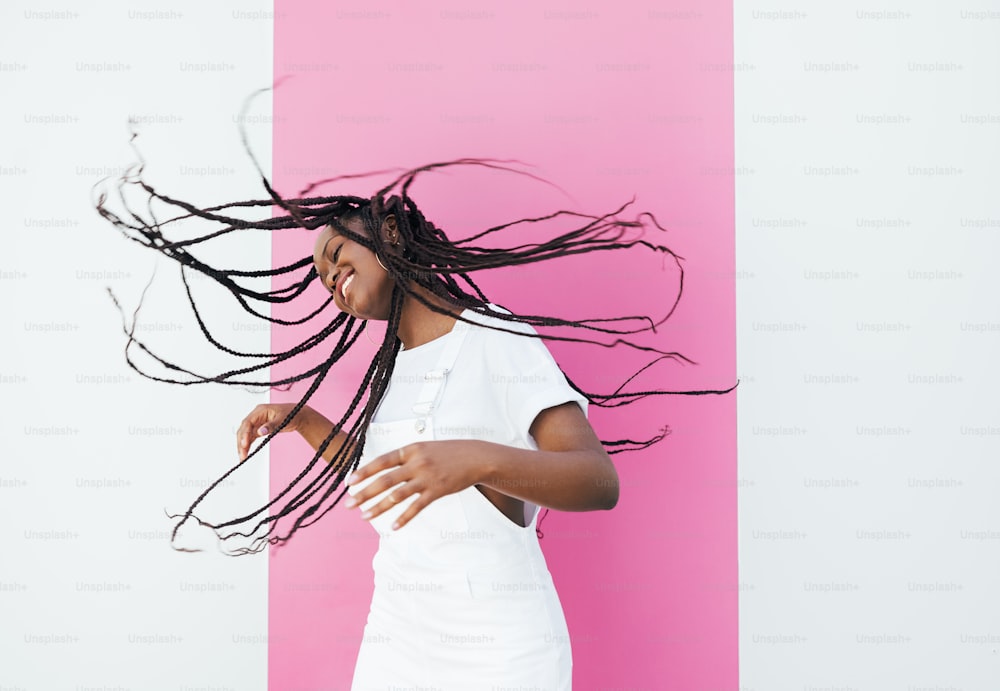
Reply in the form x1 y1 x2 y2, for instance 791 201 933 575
312 217 362 258
312 226 336 258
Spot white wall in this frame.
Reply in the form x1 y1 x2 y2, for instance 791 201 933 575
737 2 999 690
3 2 997 690
1 3 272 689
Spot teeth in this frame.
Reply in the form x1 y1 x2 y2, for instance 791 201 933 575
342 273 355 298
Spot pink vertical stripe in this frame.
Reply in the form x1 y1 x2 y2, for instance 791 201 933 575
271 2 735 688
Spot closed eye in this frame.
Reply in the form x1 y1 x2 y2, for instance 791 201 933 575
324 243 344 292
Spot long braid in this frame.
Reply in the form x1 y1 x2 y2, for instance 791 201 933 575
96 142 737 554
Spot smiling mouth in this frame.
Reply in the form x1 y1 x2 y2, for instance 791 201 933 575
339 271 355 301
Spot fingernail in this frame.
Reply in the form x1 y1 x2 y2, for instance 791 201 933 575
360 511 372 520
346 473 358 485
344 497 356 508
258 426 269 436
391 522 400 530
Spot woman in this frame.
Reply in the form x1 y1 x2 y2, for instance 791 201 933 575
98 154 733 689
235 210 615 688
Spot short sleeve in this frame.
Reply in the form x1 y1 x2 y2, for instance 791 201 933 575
481 318 589 447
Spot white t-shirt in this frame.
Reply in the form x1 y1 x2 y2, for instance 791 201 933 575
372 306 589 452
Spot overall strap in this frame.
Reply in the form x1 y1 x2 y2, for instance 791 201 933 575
410 319 471 431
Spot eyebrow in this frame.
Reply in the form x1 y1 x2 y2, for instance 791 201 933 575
317 226 344 263
320 235 335 260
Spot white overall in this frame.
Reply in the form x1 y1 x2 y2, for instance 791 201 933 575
347 319 573 690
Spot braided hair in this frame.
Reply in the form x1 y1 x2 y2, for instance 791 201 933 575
95 135 736 555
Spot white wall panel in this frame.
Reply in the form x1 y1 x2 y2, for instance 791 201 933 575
737 2 999 690
1 3 272 689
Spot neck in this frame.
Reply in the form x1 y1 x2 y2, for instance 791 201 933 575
396 285 461 350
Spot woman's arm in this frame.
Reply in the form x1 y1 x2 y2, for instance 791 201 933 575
345 401 618 528
293 407 354 464
479 401 618 511
236 403 351 464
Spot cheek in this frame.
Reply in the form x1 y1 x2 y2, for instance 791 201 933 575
352 257 394 307
371 270 397 303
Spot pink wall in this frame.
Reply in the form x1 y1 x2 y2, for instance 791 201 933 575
270 2 735 688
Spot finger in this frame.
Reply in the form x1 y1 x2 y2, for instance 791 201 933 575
237 417 263 460
237 417 254 460
347 469 408 508
237 407 268 461
346 447 406 486
388 491 431 530
360 482 422 523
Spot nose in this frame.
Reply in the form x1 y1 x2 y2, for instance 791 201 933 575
315 264 335 293
325 268 338 293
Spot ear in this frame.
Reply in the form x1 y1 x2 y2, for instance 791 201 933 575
381 214 399 246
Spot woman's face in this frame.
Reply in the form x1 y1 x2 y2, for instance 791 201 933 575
312 216 397 320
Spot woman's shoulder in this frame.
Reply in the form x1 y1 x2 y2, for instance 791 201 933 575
459 305 561 372
461 303 539 339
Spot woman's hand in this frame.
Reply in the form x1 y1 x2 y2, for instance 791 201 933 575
236 403 314 461
345 403 617 529
344 440 488 530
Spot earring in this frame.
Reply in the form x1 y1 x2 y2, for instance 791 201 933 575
364 321 380 346
375 253 389 272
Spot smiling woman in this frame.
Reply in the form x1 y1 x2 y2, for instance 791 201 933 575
312 217 398 321
96 146 735 689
